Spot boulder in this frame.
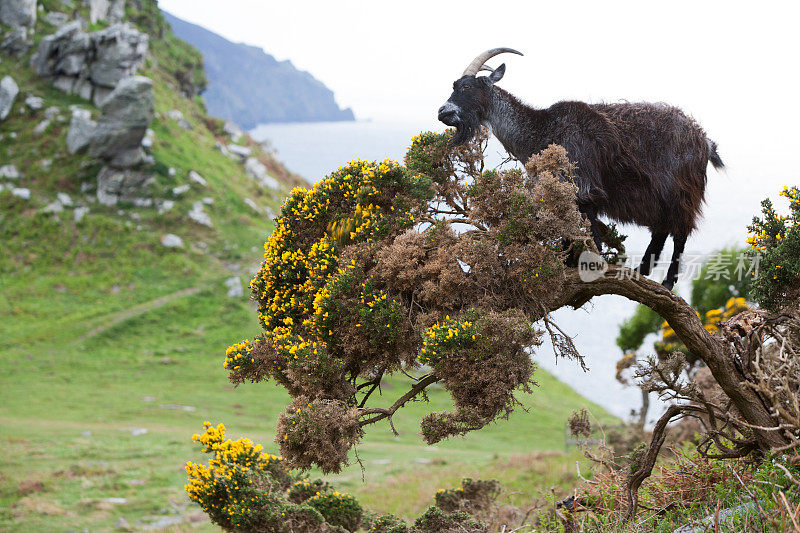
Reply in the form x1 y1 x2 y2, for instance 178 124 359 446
160 233 183 248
166 109 192 130
188 170 207 187
24 95 44 110
96 166 154 206
188 201 212 227
244 157 279 190
0 0 36 28
171 184 190 196
57 192 74 206
0 75 20 121
225 277 243 298
0 164 21 179
223 121 243 141
12 188 30 200
66 108 97 154
43 200 64 213
73 206 89 222
157 199 174 214
88 0 110 23
0 27 32 57
228 144 252 159
141 128 154 149
33 119 51 135
88 76 154 167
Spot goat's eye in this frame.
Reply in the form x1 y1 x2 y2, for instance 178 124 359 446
462 85 472 91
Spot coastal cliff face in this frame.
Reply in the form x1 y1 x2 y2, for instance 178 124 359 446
162 12 355 129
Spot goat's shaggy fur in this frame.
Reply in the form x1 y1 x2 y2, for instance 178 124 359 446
439 68 723 288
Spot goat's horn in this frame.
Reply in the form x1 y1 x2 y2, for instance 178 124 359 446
462 47 523 77
478 65 494 73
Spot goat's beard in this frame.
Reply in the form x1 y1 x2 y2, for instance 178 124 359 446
450 114 481 146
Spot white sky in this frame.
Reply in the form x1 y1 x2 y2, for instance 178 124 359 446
159 0 799 135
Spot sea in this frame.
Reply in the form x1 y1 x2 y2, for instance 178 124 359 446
251 119 794 422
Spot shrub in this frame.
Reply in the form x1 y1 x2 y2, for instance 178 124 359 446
184 422 356 532
748 186 800 310
217 131 588 473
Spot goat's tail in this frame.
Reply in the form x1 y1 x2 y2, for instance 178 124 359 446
707 139 724 170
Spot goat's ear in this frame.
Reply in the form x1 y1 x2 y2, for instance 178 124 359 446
488 63 506 84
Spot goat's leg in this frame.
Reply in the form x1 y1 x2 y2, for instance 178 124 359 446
662 233 687 290
636 232 668 276
579 204 604 251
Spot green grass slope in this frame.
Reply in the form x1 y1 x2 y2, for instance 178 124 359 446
0 2 615 530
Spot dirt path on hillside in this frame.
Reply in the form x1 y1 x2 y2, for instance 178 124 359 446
76 287 202 342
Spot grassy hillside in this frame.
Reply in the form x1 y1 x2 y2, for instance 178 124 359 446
0 3 615 531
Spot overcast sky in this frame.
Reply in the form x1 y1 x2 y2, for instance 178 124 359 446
159 1 798 135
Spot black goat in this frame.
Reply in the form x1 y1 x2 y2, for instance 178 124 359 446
438 48 724 289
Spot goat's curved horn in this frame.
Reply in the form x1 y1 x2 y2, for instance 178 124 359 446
462 47 523 77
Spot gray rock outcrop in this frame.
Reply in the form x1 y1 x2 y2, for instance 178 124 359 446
31 22 149 105
0 75 19 121
0 0 37 28
88 76 153 167
244 157 279 190
96 166 153 206
43 11 70 27
88 0 110 23
88 0 125 24
66 107 97 154
1 27 32 57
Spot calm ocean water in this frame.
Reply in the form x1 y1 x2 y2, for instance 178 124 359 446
251 120 793 421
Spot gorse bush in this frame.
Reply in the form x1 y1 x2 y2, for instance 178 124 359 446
218 129 590 475
185 423 505 532
748 185 800 311
185 422 364 532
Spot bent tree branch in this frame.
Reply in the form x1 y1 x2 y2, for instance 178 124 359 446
358 265 787 451
555 266 787 450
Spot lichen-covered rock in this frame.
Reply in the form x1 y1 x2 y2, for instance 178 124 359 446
96 166 154 206
66 108 97 154
31 22 149 105
88 76 154 167
0 0 36 28
0 75 20 121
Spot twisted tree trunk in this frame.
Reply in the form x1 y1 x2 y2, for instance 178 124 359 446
553 266 787 450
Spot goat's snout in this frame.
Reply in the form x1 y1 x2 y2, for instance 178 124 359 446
438 102 460 126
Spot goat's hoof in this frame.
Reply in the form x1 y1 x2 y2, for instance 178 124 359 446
661 279 676 291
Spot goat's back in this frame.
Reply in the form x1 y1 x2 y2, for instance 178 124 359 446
589 102 711 235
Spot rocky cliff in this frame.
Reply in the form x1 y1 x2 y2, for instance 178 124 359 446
162 11 354 129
